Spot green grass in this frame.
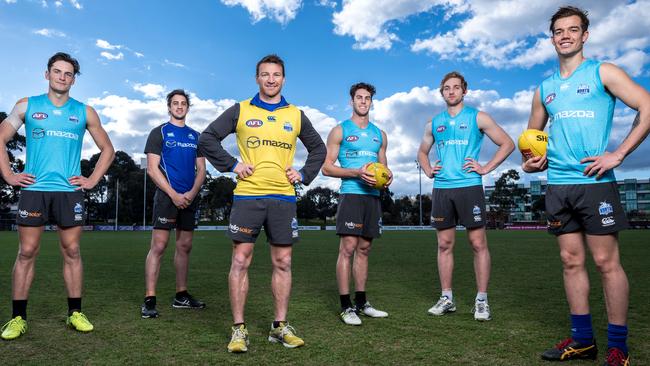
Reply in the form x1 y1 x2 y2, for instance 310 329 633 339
0 230 648 365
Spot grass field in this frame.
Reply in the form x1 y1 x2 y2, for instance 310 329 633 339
0 230 648 365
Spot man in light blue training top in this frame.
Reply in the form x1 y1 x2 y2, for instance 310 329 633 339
141 89 206 318
0 52 115 340
523 6 650 365
417 71 514 322
322 82 393 326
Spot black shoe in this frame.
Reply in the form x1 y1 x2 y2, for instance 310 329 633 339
603 347 630 366
541 338 597 361
172 293 206 309
141 303 159 319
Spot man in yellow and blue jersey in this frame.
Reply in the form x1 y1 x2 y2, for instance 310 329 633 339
199 54 326 353
417 71 514 322
523 7 650 365
322 82 392 326
0 52 115 340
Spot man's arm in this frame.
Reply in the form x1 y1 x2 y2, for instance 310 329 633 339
580 63 650 178
294 111 326 185
522 87 549 173
465 111 515 175
0 98 34 187
416 121 440 178
320 125 376 186
378 130 393 187
146 153 189 209
198 104 241 173
182 156 206 204
68 106 115 190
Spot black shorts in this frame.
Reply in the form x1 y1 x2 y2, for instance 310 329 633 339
152 189 199 231
228 199 298 245
546 182 628 235
16 190 85 227
430 185 486 229
336 194 382 239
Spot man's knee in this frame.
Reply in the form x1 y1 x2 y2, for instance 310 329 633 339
272 252 292 272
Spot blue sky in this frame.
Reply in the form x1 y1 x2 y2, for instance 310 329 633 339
1 0 649 195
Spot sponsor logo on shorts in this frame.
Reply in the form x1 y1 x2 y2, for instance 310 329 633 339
601 216 615 226
436 126 446 133
576 84 590 95
599 201 613 216
431 217 445 222
472 205 481 215
18 210 42 219
74 202 83 214
158 217 176 225
32 112 48 120
229 223 253 234
548 220 562 229
283 122 293 132
474 215 482 222
345 221 363 229
245 119 263 128
291 217 298 230
69 115 79 123
32 128 45 139
292 230 299 238
345 135 359 142
379 218 383 234
74 214 83 221
545 93 556 105
166 140 177 148
267 116 276 122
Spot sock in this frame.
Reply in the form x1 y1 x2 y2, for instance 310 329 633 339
67 297 82 315
476 292 488 303
272 320 285 328
175 290 189 299
12 299 27 320
144 296 156 309
442 289 453 302
354 291 366 309
340 294 352 310
607 323 628 355
570 314 594 344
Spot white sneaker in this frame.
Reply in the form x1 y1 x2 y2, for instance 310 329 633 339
428 296 456 315
359 302 388 318
340 307 362 325
473 300 491 321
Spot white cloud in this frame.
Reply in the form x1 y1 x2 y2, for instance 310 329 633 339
68 0 81 9
4 0 17 3
54 0 62 7
100 51 124 61
133 83 166 99
164 59 185 68
220 0 303 25
134 52 144 58
96 39 122 50
33 28 66 38
316 0 336 9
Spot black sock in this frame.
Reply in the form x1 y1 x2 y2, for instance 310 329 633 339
354 291 367 309
12 299 27 320
340 294 352 310
68 297 82 315
176 290 189 299
272 320 285 328
144 296 156 309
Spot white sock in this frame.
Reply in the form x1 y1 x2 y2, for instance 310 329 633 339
476 292 488 303
442 290 453 301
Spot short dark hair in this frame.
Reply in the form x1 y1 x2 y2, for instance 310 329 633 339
550 6 589 33
256 54 285 76
349 82 376 99
439 71 467 94
47 52 81 76
166 89 191 107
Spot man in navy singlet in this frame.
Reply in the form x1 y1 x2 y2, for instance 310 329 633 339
417 71 514 322
322 82 393 326
523 7 650 364
0 52 115 340
141 89 206 318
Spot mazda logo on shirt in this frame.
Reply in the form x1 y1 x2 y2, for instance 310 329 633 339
246 136 292 150
32 128 45 139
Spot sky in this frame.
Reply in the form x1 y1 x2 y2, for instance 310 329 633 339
1 0 649 196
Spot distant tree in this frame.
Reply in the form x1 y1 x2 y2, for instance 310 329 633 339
297 187 338 226
203 173 236 221
488 169 526 226
0 114 26 206
531 194 546 222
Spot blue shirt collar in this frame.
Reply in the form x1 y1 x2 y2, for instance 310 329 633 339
250 93 289 112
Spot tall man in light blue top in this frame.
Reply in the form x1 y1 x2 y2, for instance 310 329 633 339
0 52 115 340
417 72 514 322
523 7 650 364
322 83 393 326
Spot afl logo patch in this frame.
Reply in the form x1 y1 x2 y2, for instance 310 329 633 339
345 135 359 142
245 119 263 128
545 93 556 105
32 112 48 120
436 126 446 133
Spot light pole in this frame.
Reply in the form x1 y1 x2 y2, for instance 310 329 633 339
115 177 119 231
141 157 147 229
415 160 423 226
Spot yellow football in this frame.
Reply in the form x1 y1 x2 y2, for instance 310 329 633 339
366 162 390 190
518 129 548 160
